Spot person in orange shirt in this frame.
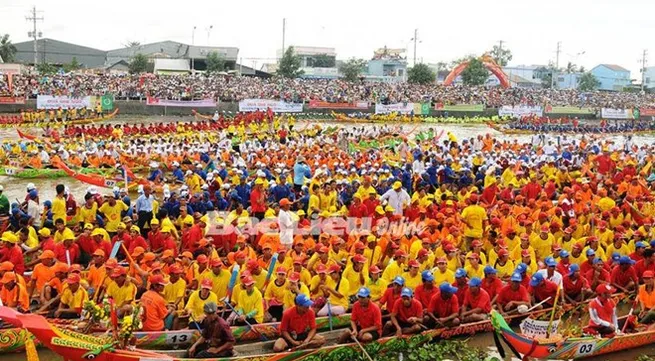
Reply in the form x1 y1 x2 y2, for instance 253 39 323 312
40 262 70 306
28 250 56 300
89 257 118 301
0 272 29 312
141 275 175 331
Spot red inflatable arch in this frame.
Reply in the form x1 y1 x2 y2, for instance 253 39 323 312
443 54 510 88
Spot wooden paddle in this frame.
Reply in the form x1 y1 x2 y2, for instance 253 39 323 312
351 334 374 361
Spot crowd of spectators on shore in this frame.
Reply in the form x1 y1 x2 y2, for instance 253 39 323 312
3 73 655 109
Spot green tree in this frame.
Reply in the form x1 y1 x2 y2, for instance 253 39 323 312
36 63 57 74
128 53 149 74
277 47 304 78
124 40 141 48
489 45 512 66
578 72 601 91
339 58 367 82
63 57 81 72
461 58 490 86
565 62 578 74
205 51 225 73
0 34 17 63
407 63 436 85
535 65 557 88
309 54 336 68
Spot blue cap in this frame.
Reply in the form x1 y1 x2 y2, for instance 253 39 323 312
516 263 528 274
400 287 413 298
569 263 580 276
44 200 52 207
510 272 522 282
530 272 544 287
484 265 497 275
468 277 482 287
619 256 635 265
612 252 621 262
593 257 605 265
356 287 371 298
421 270 435 282
393 276 405 286
295 294 314 307
637 242 647 249
439 282 458 294
545 257 557 267
650 240 655 248
560 250 569 258
586 249 596 257
455 268 467 278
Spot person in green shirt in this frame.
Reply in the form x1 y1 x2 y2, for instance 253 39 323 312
0 186 8 216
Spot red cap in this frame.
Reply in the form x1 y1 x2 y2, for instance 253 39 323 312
354 241 366 250
521 249 531 257
520 233 529 240
66 274 81 284
552 244 562 251
471 240 483 248
111 267 127 278
467 253 480 260
201 279 213 289
498 249 510 257
408 259 420 268
540 225 549 232
246 259 258 270
418 249 429 257
196 254 208 264
352 254 366 263
394 249 408 258
435 257 447 264
288 272 301 282
149 275 167 286
596 283 615 295
276 266 287 274
369 265 382 274
443 244 456 253
316 264 328 274
210 258 224 268
643 271 655 279
328 264 341 273
319 246 330 254
242 276 256 286
169 264 184 274
469 194 479 203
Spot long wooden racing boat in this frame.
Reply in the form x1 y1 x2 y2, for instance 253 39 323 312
4 109 119 129
491 310 655 360
0 166 114 179
486 121 655 136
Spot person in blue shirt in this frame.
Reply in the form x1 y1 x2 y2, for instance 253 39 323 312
163 193 181 219
200 153 216 173
214 191 228 211
293 156 311 192
147 162 164 182
171 162 185 183
195 164 207 181
270 176 294 203
297 187 310 213
217 164 228 181
235 177 251 208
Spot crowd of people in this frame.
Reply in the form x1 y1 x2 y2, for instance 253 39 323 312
3 73 655 108
0 116 654 357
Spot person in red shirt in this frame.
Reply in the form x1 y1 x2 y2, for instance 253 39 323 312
611 256 638 292
496 272 530 315
38 228 56 253
460 277 491 323
585 257 611 291
563 264 592 304
529 272 559 308
585 284 619 337
413 271 437 309
111 224 132 260
0 232 25 275
338 287 382 343
634 248 655 282
453 268 469 307
348 195 368 218
426 282 460 328
630 242 648 262
379 276 404 313
273 294 326 352
128 226 149 254
250 181 267 220
384 287 423 336
54 235 80 265
481 266 503 303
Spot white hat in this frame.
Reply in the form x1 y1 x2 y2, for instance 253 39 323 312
27 183 36 191
185 170 193 176
0 185 4 191
196 164 203 169
149 161 159 168
172 161 180 167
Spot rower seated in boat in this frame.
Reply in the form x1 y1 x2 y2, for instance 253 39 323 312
338 287 382 343
585 284 622 337
426 282 460 328
188 302 235 358
0 272 29 313
184 279 218 329
460 277 491 323
232 275 264 326
273 294 326 352
528 273 558 309
638 271 655 324
54 273 88 319
383 287 424 336
611 256 638 293
495 272 530 315
563 264 592 304
141 275 176 331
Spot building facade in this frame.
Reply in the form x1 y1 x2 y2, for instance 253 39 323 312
590 64 631 91
278 46 339 79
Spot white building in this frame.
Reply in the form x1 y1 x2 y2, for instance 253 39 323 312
277 46 338 79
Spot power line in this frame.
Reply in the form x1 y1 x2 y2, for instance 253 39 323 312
25 6 44 66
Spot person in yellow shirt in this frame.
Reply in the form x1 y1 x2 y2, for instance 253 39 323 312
200 258 230 304
341 254 368 299
531 225 555 261
52 185 67 223
511 234 536 263
98 196 128 234
53 219 75 243
402 259 422 290
432 257 455 285
282 272 310 310
105 267 137 316
55 274 88 319
235 275 264 324
569 243 586 266
460 194 487 249
264 267 288 321
365 265 388 303
464 253 485 280
291 258 312 285
465 240 488 267
606 235 631 257
185 279 218 327
382 250 407 283
163 264 187 308
316 265 349 317
493 249 515 281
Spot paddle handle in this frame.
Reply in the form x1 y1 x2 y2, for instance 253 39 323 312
546 286 561 337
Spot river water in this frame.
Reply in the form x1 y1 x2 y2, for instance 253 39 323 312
2 115 655 360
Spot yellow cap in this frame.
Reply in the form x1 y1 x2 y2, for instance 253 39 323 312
255 179 264 185
375 205 385 215
296 210 306 216
91 229 104 237
0 232 17 244
150 218 160 225
393 181 402 190
38 228 51 237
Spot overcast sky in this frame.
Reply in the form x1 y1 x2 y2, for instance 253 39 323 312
2 0 653 77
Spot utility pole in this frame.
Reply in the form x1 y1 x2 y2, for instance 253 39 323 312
551 41 562 89
26 6 44 66
413 28 418 67
191 26 196 74
281 18 286 61
641 49 648 91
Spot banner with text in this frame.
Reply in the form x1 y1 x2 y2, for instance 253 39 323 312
36 95 92 109
146 97 217 107
498 105 543 117
545 106 595 114
519 318 560 338
308 100 369 109
601 108 633 119
639 108 655 117
0 97 25 104
238 99 303 112
375 102 415 114
435 103 485 112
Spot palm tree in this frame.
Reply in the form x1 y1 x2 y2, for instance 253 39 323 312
0 34 17 63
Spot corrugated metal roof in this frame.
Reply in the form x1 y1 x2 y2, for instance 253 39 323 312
598 64 630 72
12 38 106 67
187 46 238 60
